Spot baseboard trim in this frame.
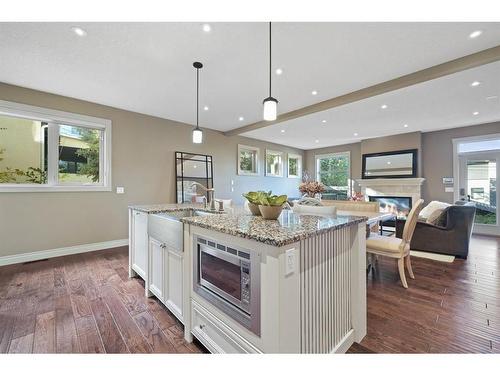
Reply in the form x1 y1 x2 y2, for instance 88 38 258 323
0 239 128 267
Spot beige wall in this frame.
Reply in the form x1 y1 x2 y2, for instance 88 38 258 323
421 122 500 203
0 83 303 256
304 132 421 193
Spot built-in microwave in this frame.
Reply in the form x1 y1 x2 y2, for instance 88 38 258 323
193 236 261 336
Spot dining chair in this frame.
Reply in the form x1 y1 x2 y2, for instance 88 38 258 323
366 199 424 288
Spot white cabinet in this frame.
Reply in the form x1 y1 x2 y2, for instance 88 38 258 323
149 237 165 300
129 209 148 280
148 236 184 323
165 246 183 321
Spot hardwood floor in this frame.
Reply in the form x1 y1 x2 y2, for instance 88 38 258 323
1 235 499 353
348 235 500 353
0 247 204 353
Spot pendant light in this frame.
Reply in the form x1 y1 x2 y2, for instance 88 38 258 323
263 22 278 121
192 61 203 144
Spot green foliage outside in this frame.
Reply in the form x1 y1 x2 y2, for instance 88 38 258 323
475 210 497 225
289 158 298 176
240 151 254 172
73 128 100 182
318 156 349 188
0 148 47 183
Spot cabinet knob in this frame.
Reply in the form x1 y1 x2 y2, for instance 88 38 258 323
199 324 205 330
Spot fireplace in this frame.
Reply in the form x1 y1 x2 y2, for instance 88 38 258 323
369 196 412 218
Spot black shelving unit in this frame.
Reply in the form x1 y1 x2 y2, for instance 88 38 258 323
175 151 214 204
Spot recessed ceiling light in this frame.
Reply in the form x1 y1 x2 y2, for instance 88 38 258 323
353 132 358 137
275 68 283 75
71 27 87 37
203 106 209 111
381 104 388 109
202 24 211 32
238 116 244 121
473 111 479 115
471 81 481 87
315 139 319 143
469 30 482 39
311 90 318 96
403 124 409 128
387 161 392 165
281 129 285 133
322 120 327 123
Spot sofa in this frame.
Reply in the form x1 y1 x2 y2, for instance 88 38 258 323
395 201 476 259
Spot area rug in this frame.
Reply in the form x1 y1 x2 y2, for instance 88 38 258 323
410 250 455 263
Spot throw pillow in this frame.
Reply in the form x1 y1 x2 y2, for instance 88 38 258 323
419 200 451 221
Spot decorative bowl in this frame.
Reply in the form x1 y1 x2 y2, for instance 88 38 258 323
258 205 283 220
247 202 262 216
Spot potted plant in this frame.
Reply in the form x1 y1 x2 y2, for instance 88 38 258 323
258 193 288 220
242 191 270 216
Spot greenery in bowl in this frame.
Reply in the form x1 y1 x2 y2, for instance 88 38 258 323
242 191 287 207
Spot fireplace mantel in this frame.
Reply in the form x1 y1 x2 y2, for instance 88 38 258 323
356 178 426 206
357 178 425 187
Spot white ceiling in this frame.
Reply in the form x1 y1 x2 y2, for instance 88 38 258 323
0 22 499 149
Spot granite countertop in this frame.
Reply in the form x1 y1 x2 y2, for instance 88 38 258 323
128 203 215 214
180 209 367 247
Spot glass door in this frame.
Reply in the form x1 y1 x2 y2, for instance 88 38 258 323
458 152 499 235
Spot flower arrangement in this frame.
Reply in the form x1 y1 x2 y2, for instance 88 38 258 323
350 192 364 201
299 171 325 197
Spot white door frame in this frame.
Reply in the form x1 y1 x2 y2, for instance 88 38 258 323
452 133 500 236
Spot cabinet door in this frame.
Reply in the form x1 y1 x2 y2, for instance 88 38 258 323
165 248 183 322
132 210 148 278
149 238 164 300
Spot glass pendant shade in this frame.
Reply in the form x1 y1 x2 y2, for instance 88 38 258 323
192 127 203 144
263 97 278 121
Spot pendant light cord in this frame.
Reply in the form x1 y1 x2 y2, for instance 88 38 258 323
269 21 272 97
196 67 199 128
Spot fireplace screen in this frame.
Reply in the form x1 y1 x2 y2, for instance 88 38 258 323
369 196 412 218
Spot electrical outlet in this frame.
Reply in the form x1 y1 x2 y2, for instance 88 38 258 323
116 186 125 194
285 248 295 276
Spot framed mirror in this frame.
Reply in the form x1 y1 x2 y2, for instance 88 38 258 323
175 151 213 203
362 149 418 179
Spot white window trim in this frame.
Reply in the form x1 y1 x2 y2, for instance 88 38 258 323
315 151 351 197
0 100 112 192
265 149 284 178
237 144 260 176
287 153 302 179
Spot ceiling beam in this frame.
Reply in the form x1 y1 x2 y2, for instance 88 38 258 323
224 44 500 137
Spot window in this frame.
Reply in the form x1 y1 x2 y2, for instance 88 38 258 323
315 152 350 200
265 150 283 177
237 144 260 176
287 153 302 178
0 100 111 192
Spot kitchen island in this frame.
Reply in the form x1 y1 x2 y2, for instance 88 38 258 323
181 209 368 353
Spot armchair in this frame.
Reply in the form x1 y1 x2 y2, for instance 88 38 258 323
395 202 476 259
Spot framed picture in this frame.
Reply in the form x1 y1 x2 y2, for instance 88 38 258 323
265 149 283 177
287 153 302 178
238 144 260 176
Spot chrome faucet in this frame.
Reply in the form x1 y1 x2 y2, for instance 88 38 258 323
190 182 216 211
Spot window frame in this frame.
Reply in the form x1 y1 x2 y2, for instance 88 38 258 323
315 151 351 198
237 144 260 176
287 153 302 179
0 100 112 192
265 149 284 178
